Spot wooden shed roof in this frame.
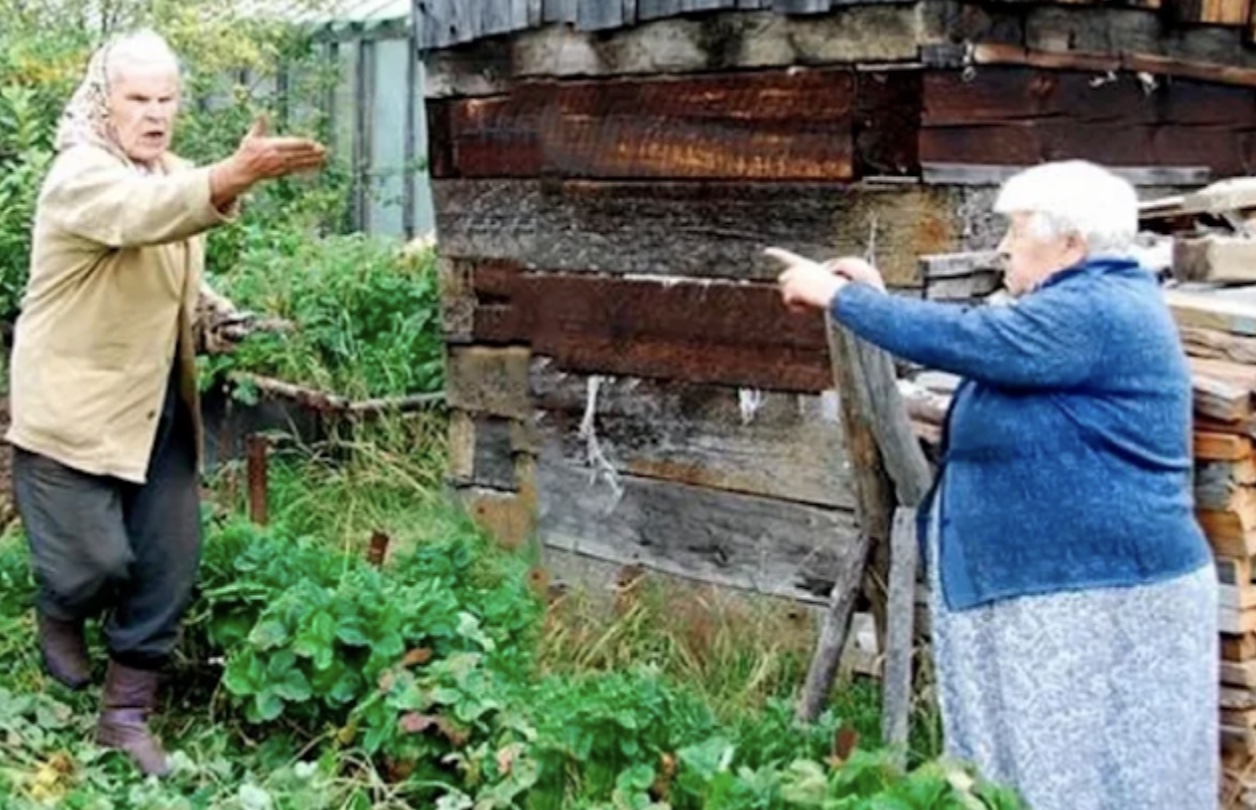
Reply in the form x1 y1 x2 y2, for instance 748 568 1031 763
415 0 863 51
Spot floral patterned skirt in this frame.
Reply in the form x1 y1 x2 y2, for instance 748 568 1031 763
928 504 1219 810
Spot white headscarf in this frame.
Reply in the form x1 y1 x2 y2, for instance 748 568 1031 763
53 30 180 163
54 40 117 154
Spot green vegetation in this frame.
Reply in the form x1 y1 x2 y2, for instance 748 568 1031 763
0 439 1024 809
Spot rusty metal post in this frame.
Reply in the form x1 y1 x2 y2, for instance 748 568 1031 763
367 531 390 567
246 434 269 526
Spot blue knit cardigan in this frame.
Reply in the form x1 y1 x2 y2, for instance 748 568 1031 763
830 257 1212 610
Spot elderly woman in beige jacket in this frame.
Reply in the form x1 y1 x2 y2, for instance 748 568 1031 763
7 29 325 775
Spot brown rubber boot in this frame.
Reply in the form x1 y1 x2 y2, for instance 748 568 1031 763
36 612 91 691
96 660 170 777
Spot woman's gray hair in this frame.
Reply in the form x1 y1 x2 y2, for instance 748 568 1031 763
994 160 1139 258
103 29 181 82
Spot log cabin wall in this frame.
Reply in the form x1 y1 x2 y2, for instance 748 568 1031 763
418 0 1256 604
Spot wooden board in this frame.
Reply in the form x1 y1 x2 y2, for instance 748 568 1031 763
1220 555 1256 585
1223 723 1256 757
921 161 1209 187
1169 290 1256 338
1222 686 1256 710
1180 326 1256 366
1225 659 1256 689
1173 0 1252 26
1223 708 1256 730
428 68 856 181
422 7 925 96
1023 6 1256 79
462 261 834 391
1223 605 1256 635
920 67 1256 176
1198 509 1256 557
1197 465 1256 511
433 180 963 288
1223 583 1256 611
1224 633 1256 662
950 41 1256 90
1195 431 1254 461
535 444 862 603
447 412 533 491
1191 357 1256 422
445 345 533 419
530 359 856 508
1175 238 1256 285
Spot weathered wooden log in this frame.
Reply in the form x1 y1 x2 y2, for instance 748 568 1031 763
531 361 856 508
433 180 965 288
920 67 1256 177
427 67 856 181
466 262 835 391
535 445 862 603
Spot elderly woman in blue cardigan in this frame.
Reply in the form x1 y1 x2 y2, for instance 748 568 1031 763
773 160 1217 810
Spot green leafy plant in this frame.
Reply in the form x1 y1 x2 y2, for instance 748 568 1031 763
202 235 444 399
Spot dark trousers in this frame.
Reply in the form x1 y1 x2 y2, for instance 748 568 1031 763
13 371 201 670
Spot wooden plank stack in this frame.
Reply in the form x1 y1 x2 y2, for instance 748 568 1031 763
1174 288 1256 808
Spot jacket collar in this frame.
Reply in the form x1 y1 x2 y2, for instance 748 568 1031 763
1039 255 1142 291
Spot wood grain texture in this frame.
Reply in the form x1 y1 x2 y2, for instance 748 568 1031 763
1181 326 1256 365
447 412 522 491
1224 631 1256 661
1024 6 1256 68
445 345 533 419
531 359 856 507
882 506 918 756
464 262 834 390
920 67 1256 176
429 69 855 180
1174 237 1256 284
1169 289 1256 337
535 444 862 603
797 316 894 722
1197 463 1256 511
1172 0 1252 26
952 41 1256 89
434 180 963 288
1196 431 1255 460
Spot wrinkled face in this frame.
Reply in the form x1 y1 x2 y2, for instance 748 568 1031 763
107 62 180 167
997 212 1086 297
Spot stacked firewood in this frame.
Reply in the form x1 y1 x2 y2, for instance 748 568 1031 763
1173 287 1256 808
